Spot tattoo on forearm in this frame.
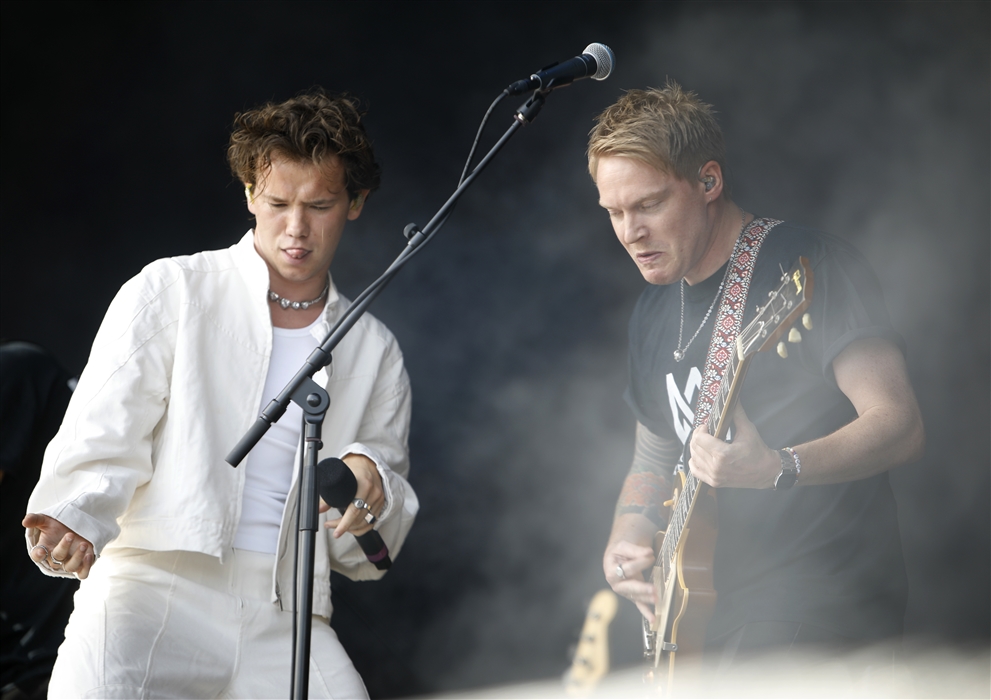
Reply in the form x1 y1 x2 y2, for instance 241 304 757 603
615 422 679 529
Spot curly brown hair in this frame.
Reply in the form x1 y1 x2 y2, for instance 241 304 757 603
228 90 381 201
587 80 725 186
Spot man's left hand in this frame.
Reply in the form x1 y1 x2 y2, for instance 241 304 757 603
320 453 385 538
689 403 779 489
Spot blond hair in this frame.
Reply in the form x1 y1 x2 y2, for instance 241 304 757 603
587 80 725 184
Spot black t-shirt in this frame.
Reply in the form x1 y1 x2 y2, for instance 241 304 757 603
624 221 908 642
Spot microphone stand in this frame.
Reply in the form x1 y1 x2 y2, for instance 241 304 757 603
225 87 553 699
289 378 329 700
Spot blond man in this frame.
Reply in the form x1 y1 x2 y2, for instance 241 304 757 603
592 82 923 669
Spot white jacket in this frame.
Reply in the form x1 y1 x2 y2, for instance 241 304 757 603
26 231 418 616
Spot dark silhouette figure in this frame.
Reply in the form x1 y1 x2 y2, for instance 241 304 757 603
1 342 75 700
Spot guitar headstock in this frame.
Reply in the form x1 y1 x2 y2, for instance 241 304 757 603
742 256 815 359
564 589 619 697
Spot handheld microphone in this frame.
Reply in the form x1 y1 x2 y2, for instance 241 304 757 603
507 43 615 95
316 458 391 570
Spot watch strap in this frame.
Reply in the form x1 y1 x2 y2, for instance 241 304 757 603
774 447 801 490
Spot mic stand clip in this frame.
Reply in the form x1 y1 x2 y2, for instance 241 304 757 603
514 88 552 126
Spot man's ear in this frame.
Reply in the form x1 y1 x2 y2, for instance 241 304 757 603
697 161 724 201
245 184 257 215
348 190 369 220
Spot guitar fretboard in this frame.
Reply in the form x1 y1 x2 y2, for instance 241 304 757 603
656 348 742 583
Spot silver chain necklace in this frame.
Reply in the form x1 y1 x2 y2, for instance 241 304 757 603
673 209 747 362
268 283 329 311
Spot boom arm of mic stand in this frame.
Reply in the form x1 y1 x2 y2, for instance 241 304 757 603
226 90 549 468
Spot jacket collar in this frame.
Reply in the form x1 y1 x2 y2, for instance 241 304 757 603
231 230 343 328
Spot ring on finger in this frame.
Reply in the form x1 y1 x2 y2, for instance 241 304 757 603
616 564 626 580
364 511 377 525
352 498 370 511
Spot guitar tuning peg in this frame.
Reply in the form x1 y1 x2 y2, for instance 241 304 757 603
802 313 812 330
788 328 802 343
777 341 788 358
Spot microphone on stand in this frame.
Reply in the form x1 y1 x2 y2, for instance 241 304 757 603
316 458 392 570
507 43 616 95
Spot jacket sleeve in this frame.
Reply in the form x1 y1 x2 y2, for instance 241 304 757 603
25 264 176 557
327 334 418 580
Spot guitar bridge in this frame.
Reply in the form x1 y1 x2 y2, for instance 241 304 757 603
641 617 655 659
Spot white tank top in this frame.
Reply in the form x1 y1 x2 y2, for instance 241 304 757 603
233 318 322 554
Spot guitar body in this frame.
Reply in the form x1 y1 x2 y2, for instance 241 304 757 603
651 478 718 695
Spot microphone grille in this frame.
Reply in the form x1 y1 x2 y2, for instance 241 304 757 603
316 457 357 509
583 43 616 81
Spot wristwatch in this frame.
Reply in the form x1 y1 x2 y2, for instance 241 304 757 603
774 447 801 490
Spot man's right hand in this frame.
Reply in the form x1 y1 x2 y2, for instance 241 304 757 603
23 513 96 580
604 537 657 624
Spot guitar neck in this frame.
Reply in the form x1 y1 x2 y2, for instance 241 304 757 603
657 344 753 579
709 337 754 441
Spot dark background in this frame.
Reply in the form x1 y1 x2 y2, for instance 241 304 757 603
2 1 988 696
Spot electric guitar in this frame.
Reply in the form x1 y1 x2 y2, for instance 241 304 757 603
646 257 814 695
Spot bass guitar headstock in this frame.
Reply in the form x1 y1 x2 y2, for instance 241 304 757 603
564 589 619 697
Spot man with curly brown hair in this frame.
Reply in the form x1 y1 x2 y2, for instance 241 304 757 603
23 91 417 699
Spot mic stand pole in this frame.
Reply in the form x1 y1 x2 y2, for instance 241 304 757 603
224 88 553 699
289 378 330 700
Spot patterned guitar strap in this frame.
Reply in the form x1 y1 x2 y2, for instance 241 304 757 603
692 218 782 432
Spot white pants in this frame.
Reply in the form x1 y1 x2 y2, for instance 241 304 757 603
49 548 367 699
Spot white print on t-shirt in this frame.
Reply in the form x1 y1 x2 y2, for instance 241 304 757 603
666 366 702 445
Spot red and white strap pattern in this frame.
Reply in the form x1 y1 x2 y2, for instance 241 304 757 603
693 218 782 427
